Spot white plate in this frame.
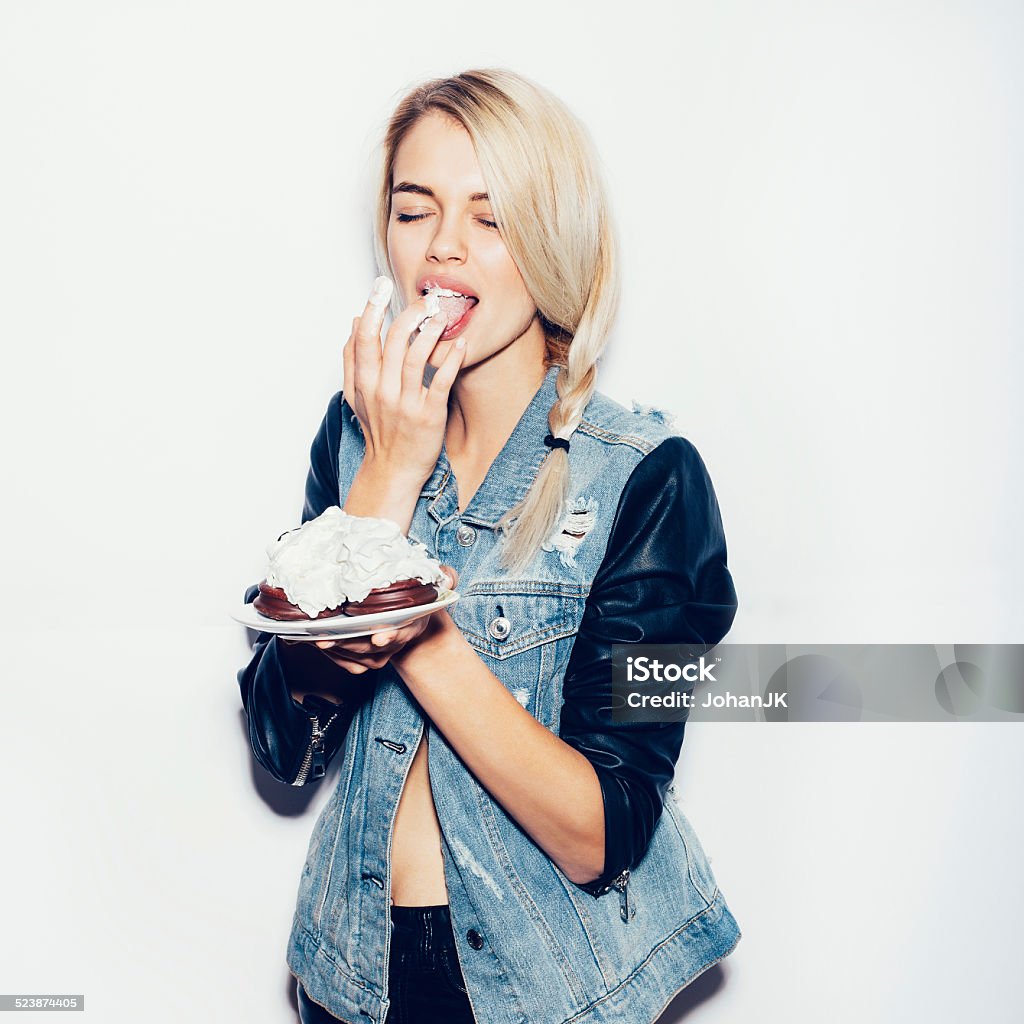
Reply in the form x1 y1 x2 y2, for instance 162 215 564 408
231 588 460 641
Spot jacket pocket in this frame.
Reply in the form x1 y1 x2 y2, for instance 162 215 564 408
449 584 586 725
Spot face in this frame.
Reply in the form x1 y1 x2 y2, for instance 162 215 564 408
387 111 545 370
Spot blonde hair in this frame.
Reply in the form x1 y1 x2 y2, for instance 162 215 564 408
373 69 619 577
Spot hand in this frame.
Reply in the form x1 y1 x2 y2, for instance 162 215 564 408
343 277 468 489
285 566 460 675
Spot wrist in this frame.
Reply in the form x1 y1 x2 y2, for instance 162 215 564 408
357 456 426 490
343 462 423 531
391 612 462 677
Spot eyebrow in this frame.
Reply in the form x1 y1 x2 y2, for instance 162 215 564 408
392 181 490 202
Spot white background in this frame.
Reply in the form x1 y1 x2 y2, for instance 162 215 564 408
2 1 1021 1021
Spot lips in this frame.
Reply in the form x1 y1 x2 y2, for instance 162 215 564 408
417 276 480 335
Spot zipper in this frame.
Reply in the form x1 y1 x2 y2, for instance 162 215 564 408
612 869 633 923
292 711 340 787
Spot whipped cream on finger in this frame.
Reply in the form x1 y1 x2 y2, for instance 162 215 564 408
411 287 443 333
368 275 394 308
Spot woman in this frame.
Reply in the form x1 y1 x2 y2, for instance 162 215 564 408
239 69 741 1024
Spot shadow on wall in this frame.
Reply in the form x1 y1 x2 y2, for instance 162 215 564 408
285 974 300 1023
657 961 729 1023
237 710 346 815
235 701 349 1022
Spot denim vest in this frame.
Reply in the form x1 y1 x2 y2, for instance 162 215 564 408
287 365 741 1024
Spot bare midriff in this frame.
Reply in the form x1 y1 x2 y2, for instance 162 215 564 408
389 459 482 907
389 730 450 906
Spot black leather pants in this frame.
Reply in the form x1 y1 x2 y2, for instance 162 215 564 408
297 904 475 1024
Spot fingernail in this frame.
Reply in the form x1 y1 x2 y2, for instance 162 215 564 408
368 276 393 307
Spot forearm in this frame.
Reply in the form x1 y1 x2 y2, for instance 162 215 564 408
391 615 606 885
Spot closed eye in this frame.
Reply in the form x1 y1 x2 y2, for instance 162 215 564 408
394 212 499 230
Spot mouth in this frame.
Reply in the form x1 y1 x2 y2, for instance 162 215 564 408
418 279 480 341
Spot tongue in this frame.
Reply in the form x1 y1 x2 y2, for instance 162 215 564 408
437 294 474 329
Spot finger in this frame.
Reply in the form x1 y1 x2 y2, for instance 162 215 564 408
315 638 376 654
423 332 469 409
401 312 448 398
379 293 444 391
333 659 370 674
317 637 374 656
338 625 421 662
353 276 394 380
326 651 392 672
439 565 458 590
391 617 430 644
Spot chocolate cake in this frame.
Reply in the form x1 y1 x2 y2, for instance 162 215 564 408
253 581 344 621
253 506 448 622
253 577 438 621
341 578 438 617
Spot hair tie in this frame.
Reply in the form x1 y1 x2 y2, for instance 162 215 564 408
544 433 570 453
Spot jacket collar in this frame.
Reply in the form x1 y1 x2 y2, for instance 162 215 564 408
421 364 561 529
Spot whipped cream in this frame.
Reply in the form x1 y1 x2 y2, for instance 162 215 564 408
415 285 477 332
264 507 447 617
411 288 442 333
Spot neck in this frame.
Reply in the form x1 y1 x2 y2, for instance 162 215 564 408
446 336 548 467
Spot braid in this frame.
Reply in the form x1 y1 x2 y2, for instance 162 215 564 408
495 320 602 577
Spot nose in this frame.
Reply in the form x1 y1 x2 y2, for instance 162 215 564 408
425 212 467 264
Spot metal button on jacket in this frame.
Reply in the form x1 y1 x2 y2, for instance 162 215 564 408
455 524 477 547
487 616 511 641
466 929 484 950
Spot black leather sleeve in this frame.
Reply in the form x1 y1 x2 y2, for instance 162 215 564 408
237 392 374 786
558 436 738 896
301 391 347 527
